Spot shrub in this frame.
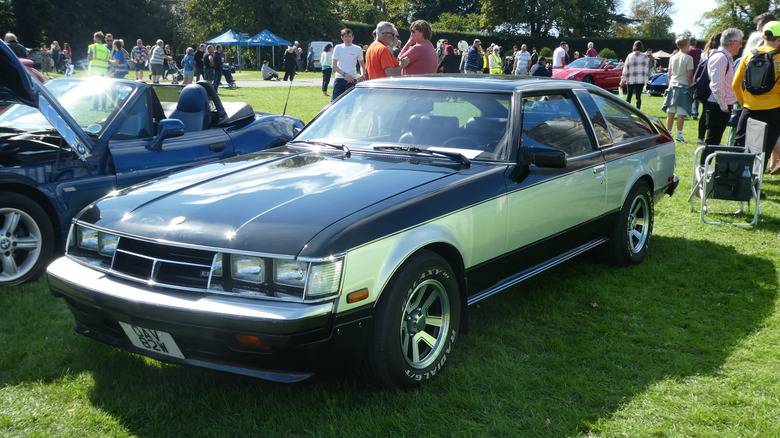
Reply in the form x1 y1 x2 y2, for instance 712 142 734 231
539 47 553 58
599 48 618 60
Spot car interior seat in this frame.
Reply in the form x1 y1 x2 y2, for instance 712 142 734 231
169 85 211 132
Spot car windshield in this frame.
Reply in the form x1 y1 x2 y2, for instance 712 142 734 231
0 78 136 135
567 57 605 69
296 87 512 161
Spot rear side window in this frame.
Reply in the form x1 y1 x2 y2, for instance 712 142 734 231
589 93 655 143
520 92 594 156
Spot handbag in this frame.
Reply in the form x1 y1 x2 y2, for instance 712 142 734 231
727 107 742 127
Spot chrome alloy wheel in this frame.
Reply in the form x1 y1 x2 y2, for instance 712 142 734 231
399 278 451 369
0 207 43 282
626 194 650 254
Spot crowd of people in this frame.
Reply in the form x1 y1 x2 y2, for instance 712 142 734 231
4 33 74 77
6 16 780 175
653 11 780 175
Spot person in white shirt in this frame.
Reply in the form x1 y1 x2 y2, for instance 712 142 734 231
513 44 531 76
331 28 365 101
552 41 568 69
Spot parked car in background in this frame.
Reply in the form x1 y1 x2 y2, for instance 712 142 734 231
552 57 624 91
308 41 333 70
0 41 303 285
48 74 678 389
25 48 41 70
74 59 90 71
646 71 669 95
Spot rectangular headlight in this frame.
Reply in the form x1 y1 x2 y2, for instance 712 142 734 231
76 226 99 251
75 226 118 257
98 233 119 256
231 255 265 284
306 260 343 298
274 260 307 288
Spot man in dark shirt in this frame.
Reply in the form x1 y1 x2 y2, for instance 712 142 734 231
4 33 28 58
213 44 224 91
194 44 205 82
530 57 551 77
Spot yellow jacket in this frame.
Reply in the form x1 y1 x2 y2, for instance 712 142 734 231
732 45 780 110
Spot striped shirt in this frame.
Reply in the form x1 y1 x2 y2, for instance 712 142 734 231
707 48 737 111
621 51 649 85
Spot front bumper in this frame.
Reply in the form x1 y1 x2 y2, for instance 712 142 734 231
47 257 372 382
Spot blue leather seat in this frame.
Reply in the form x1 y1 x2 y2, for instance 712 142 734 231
169 85 210 132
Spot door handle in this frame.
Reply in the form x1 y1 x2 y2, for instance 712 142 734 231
209 143 227 152
593 165 606 174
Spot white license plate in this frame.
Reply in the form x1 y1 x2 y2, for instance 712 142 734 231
119 322 185 359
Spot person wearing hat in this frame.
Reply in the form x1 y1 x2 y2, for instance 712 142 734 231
465 39 482 73
181 47 196 84
489 46 503 74
530 57 551 77
733 21 780 174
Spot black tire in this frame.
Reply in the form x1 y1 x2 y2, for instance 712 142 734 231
362 250 461 389
0 192 55 285
582 75 595 84
605 180 654 266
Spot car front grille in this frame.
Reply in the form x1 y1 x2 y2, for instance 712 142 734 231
110 237 217 290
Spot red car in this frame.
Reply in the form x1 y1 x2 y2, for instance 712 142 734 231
552 57 623 91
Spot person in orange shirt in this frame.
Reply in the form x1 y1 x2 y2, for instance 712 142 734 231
365 21 409 80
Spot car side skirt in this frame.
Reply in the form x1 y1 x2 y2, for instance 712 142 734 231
464 211 616 304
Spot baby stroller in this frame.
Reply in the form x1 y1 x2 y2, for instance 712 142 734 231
222 64 237 89
168 63 184 84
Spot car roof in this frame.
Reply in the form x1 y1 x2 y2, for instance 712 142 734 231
357 74 598 93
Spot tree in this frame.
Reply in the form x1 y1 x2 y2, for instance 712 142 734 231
481 0 629 37
698 0 779 39
186 0 342 45
430 12 485 32
334 0 418 28
627 0 675 39
0 0 173 55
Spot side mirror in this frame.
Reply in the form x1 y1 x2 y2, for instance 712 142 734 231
148 119 185 151
605 65 615 71
522 145 567 168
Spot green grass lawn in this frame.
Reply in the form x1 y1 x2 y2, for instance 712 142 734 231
1 84 779 437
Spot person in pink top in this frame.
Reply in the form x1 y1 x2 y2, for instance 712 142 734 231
399 20 438 75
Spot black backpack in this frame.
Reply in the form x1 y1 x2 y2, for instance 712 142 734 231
691 58 712 102
743 48 780 95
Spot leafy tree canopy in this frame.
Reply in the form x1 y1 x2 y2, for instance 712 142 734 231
698 0 779 39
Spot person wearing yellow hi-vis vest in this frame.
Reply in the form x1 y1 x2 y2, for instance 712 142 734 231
87 31 110 77
489 47 503 74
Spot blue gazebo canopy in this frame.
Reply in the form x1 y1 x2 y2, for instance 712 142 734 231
205 29 252 46
247 29 292 47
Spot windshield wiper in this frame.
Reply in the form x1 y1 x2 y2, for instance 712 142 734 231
290 140 351 158
373 146 471 168
0 127 26 134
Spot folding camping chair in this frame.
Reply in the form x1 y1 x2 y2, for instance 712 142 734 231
688 118 766 226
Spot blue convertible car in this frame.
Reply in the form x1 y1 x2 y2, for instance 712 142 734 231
0 41 303 285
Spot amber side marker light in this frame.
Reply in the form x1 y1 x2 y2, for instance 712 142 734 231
235 335 270 349
347 288 369 304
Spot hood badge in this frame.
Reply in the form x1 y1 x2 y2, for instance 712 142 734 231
170 216 187 226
